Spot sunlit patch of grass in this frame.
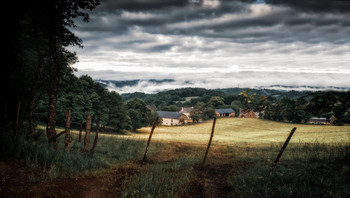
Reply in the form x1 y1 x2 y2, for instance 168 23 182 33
137 118 350 144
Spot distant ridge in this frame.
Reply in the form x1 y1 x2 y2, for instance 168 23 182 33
96 79 175 88
94 79 350 94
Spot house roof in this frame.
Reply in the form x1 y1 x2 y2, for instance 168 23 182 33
310 117 327 120
215 108 235 114
157 111 184 119
179 107 193 113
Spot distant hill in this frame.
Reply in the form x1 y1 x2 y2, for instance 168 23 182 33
93 79 349 113
95 79 175 89
95 79 349 94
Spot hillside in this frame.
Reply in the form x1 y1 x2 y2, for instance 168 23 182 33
135 118 350 144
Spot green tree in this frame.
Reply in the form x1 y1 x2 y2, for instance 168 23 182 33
106 91 130 131
208 96 225 108
125 98 152 130
167 105 179 112
25 0 100 147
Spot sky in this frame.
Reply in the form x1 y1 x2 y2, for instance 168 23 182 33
71 0 350 93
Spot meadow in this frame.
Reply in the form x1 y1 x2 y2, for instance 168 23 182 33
136 118 349 144
1 118 349 197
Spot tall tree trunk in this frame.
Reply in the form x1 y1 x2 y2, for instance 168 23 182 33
46 44 58 148
28 54 44 137
84 114 92 153
91 113 100 156
64 108 71 151
15 101 21 136
79 120 83 142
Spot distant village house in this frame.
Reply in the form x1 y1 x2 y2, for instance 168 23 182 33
215 108 236 117
157 111 189 126
239 108 259 118
178 107 193 117
308 117 328 125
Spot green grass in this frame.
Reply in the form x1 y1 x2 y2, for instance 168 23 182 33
122 157 199 198
2 118 349 197
227 143 350 198
137 118 350 144
1 128 165 180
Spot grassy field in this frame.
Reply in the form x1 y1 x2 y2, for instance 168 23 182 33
136 118 350 145
1 118 349 197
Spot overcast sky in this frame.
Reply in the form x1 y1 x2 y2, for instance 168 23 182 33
71 0 350 93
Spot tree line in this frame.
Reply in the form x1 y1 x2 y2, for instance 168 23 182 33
1 0 156 150
122 88 350 125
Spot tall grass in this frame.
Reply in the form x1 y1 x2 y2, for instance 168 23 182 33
121 157 199 198
227 143 350 198
0 129 162 180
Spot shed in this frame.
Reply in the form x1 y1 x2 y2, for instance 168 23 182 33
215 108 236 117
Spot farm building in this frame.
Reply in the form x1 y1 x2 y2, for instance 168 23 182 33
178 107 193 117
239 109 259 118
308 117 328 125
157 111 189 126
215 108 236 117
178 107 193 123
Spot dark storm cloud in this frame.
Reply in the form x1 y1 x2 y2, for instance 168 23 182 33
96 0 190 12
71 0 350 91
265 0 350 13
75 0 350 49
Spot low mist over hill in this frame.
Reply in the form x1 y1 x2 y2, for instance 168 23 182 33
95 79 350 94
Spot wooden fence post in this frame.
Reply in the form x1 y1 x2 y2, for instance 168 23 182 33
202 117 217 168
84 114 92 153
91 113 100 156
142 117 159 163
64 108 71 151
79 120 83 143
271 127 297 172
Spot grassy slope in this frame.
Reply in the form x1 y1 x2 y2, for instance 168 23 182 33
136 118 350 145
2 119 349 197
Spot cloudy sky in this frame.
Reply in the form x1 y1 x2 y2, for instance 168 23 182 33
71 0 350 93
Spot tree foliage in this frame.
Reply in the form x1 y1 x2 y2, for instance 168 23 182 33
125 98 153 130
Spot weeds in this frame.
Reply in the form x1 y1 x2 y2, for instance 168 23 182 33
228 143 350 198
122 157 199 198
0 129 159 180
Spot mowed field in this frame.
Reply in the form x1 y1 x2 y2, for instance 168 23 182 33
133 118 350 145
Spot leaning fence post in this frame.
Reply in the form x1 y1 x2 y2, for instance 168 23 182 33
142 117 159 163
79 120 83 143
202 117 217 168
271 127 297 172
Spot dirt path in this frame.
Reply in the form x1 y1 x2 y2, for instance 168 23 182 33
186 162 235 198
185 146 251 198
0 144 241 198
0 161 145 198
